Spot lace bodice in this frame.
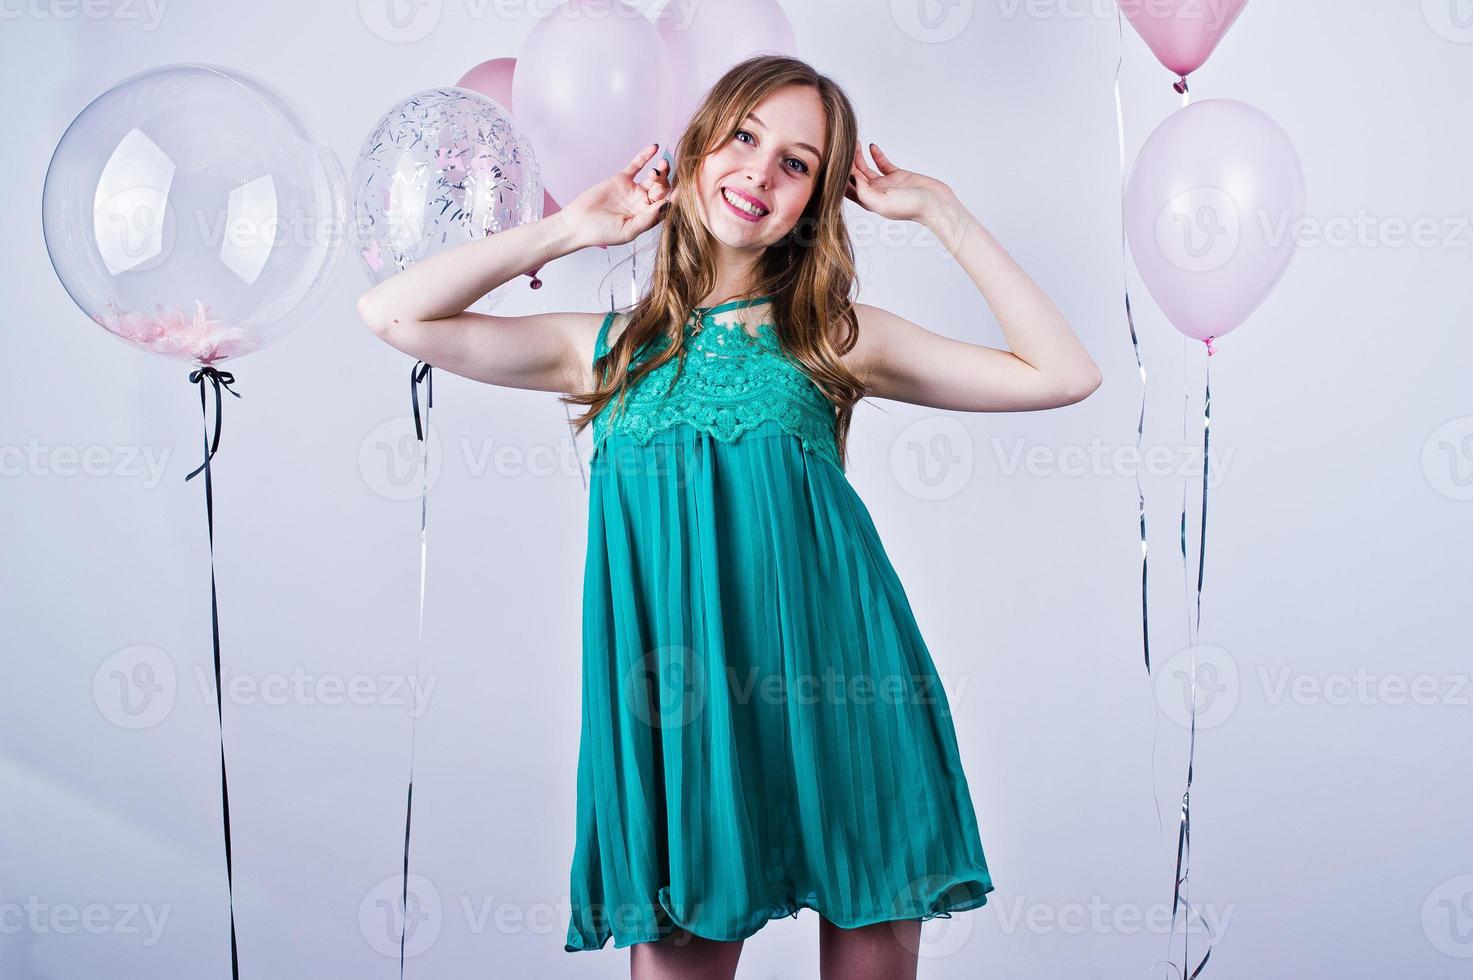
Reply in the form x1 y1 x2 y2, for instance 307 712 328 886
590 296 841 469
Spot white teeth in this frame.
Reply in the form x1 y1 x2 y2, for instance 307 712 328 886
722 187 767 216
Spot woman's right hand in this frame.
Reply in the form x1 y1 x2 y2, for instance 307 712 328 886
559 142 672 249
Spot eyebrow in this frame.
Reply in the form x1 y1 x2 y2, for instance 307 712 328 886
746 112 822 162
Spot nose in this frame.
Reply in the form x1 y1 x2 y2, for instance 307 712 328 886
745 153 781 189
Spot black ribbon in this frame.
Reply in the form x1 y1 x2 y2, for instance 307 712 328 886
410 361 433 442
399 359 433 977
185 365 242 980
186 367 241 482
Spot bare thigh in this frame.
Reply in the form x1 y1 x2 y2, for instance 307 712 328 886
818 917 923 980
629 927 745 980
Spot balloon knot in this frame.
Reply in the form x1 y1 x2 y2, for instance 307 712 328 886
529 275 542 289
1204 336 1216 356
1173 75 1190 95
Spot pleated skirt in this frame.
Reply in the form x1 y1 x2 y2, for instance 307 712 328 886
565 419 994 952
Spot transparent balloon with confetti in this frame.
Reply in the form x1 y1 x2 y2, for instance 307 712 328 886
41 63 346 366
349 87 544 312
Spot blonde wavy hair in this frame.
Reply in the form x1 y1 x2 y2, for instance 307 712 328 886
560 54 867 471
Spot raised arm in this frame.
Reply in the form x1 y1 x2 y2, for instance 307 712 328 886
845 142 1102 412
355 142 671 394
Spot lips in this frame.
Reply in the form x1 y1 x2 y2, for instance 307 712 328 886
720 186 769 220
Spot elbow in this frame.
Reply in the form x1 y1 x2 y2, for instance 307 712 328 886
1058 366 1103 406
356 291 394 336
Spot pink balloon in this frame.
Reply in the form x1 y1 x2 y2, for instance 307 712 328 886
1120 0 1248 81
512 0 674 205
457 56 561 221
653 0 797 161
1124 99 1305 346
456 57 517 105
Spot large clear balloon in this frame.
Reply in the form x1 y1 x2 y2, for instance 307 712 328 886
41 63 345 365
1125 98 1306 346
350 87 543 312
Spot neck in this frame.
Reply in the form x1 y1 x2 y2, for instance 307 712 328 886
699 239 766 309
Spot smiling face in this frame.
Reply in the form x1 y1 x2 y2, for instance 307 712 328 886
692 83 828 254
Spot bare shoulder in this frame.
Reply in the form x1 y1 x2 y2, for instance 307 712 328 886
832 302 905 394
569 309 625 392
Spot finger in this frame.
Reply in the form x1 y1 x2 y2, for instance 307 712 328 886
639 175 671 207
645 157 671 188
854 139 880 181
638 156 670 191
868 142 899 176
621 141 661 178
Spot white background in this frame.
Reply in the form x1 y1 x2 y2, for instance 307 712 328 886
3 1 1471 977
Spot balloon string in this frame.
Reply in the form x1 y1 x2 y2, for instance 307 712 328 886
1182 346 1210 663
184 366 242 980
1163 339 1216 980
1113 1 1151 680
398 359 433 977
1116 7 1216 976
1115 0 1174 913
629 233 640 309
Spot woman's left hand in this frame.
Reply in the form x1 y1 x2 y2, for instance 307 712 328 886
845 141 956 223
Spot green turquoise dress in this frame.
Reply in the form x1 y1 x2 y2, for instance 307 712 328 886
565 295 994 952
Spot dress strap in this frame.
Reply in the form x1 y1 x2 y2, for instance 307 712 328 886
694 294 774 318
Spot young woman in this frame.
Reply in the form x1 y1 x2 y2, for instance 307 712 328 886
358 54 1100 980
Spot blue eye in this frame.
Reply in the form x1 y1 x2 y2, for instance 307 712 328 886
734 129 810 176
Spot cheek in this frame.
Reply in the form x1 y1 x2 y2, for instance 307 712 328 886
781 182 816 217
698 151 731 188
